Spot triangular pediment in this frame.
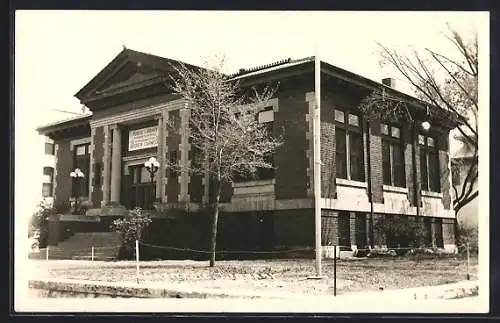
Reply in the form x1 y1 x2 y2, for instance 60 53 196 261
75 48 177 103
94 62 163 94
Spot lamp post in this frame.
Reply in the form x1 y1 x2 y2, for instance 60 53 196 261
70 168 85 214
144 157 160 209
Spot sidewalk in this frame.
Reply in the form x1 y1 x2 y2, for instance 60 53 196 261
29 277 479 301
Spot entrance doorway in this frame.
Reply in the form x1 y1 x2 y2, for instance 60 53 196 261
128 165 155 210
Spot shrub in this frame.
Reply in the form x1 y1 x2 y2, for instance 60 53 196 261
373 215 427 252
110 207 152 259
366 249 398 258
73 200 92 215
456 225 478 255
29 200 56 248
53 201 71 214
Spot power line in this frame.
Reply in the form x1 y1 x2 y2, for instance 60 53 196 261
44 108 87 116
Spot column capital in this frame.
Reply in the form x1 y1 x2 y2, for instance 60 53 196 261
153 113 164 121
109 123 123 131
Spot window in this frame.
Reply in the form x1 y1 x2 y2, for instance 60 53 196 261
72 143 90 197
44 142 55 155
419 134 440 192
235 107 275 182
256 107 275 180
335 110 365 181
381 124 406 187
42 167 54 197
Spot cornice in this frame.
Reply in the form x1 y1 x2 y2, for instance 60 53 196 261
90 98 186 128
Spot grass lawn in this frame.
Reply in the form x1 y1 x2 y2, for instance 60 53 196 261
29 255 478 296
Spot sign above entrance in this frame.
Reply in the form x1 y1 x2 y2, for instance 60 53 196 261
128 126 158 151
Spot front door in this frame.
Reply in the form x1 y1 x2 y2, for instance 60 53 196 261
128 165 155 210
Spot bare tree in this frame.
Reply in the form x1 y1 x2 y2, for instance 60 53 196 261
168 56 283 267
360 25 478 216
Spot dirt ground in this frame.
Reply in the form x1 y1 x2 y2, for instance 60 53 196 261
28 255 478 296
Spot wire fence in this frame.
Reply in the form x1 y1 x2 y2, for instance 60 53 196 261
32 241 475 260
30 242 476 296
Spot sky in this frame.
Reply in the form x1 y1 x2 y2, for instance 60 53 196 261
15 11 483 118
13 10 490 311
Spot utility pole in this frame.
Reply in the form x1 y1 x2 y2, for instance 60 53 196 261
313 48 323 277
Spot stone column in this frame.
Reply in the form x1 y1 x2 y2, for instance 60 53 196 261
88 127 96 201
110 124 122 203
156 114 165 201
178 106 191 203
162 111 170 202
101 125 111 206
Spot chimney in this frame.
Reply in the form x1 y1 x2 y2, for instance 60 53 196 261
382 77 396 89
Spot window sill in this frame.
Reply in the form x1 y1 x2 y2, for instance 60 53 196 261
335 178 368 189
421 190 443 198
383 185 408 194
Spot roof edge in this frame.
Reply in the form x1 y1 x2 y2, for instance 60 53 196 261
36 113 92 134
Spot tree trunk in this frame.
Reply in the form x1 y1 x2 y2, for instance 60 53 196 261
453 216 460 248
209 175 222 267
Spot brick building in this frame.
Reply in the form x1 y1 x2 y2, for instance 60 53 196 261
36 48 458 257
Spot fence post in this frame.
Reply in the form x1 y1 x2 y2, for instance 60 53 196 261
466 242 470 280
333 245 337 297
91 246 94 262
135 239 140 284
46 246 49 260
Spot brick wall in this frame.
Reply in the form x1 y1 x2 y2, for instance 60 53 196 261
219 181 233 203
188 148 203 203
320 97 336 198
166 109 180 203
121 172 130 207
321 209 338 245
274 209 314 247
139 209 316 259
435 218 444 247
402 127 416 206
413 131 423 208
437 132 452 209
372 213 386 247
355 213 367 247
442 218 455 245
91 127 104 208
54 140 73 207
368 122 384 203
338 211 350 248
349 212 357 246
274 89 309 199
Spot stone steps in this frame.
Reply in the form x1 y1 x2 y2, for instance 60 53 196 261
28 232 122 260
